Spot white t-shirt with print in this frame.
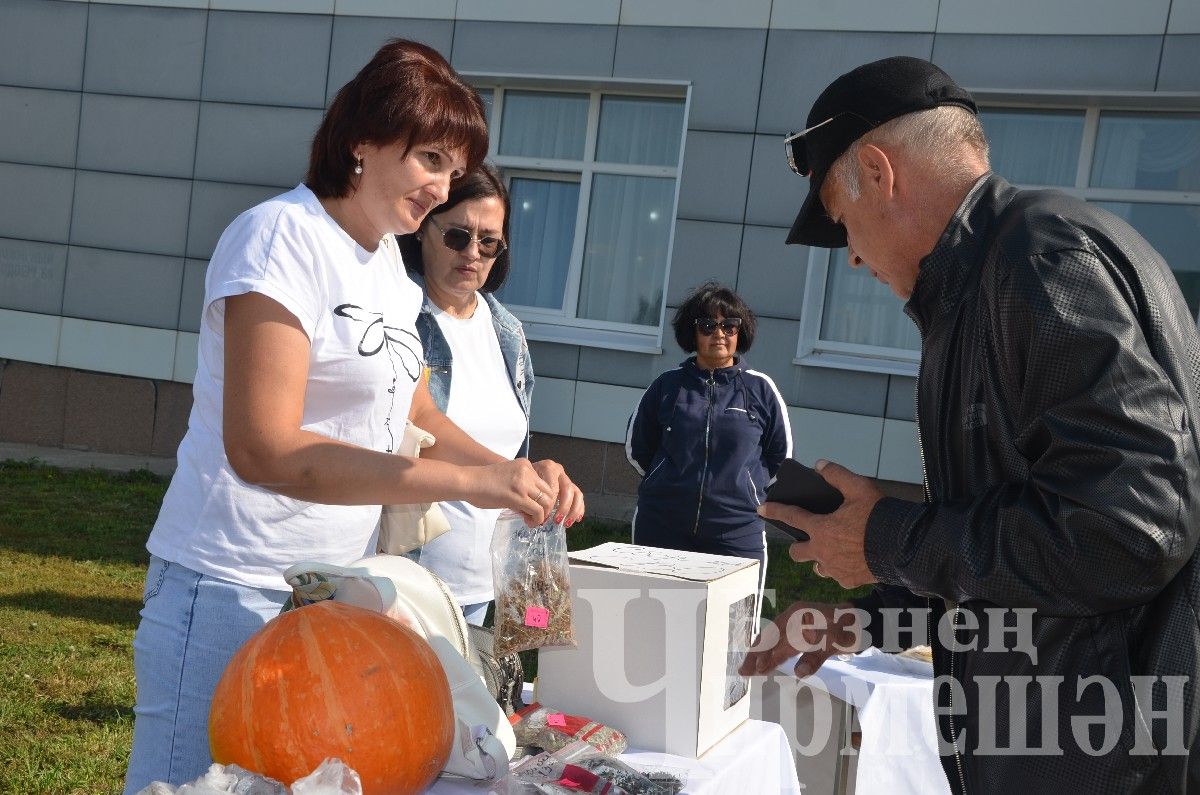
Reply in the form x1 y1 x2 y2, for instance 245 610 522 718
147 184 424 590
415 297 527 605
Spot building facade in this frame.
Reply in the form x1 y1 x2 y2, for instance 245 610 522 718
1 0 1197 516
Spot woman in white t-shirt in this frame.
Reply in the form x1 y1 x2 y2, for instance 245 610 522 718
398 163 547 627
124 40 585 794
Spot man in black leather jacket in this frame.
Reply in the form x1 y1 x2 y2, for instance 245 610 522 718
742 56 1200 793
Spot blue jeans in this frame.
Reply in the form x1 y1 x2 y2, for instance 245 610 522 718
123 556 289 794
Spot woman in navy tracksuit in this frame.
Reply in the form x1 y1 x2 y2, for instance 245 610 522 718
625 282 792 597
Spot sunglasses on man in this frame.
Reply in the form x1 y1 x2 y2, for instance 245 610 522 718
428 216 507 259
783 111 877 177
695 317 742 336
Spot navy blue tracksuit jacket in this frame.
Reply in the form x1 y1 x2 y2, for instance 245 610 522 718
624 357 792 561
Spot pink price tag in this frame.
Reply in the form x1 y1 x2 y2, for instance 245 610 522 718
546 712 567 728
557 765 600 789
524 605 550 628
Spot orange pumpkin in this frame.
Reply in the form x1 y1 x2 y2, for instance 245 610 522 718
209 600 454 794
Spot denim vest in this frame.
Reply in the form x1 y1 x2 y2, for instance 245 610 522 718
410 274 534 458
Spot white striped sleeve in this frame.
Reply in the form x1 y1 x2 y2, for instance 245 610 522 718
624 408 645 476
745 368 793 474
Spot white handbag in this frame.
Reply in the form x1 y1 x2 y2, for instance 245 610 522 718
378 421 451 554
282 554 516 781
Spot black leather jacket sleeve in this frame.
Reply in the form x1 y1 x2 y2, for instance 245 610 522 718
866 246 1200 616
849 583 931 650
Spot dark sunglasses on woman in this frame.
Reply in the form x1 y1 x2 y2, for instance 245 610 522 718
695 317 742 335
428 216 507 258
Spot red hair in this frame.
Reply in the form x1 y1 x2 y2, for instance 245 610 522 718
307 39 487 198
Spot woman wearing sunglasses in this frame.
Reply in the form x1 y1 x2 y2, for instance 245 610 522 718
625 282 792 598
397 162 564 627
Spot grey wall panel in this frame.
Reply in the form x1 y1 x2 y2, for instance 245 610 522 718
935 0 1170 36
0 163 75 244
452 22 617 76
63 247 184 329
186 181 282 260
666 220 743 305
528 340 580 380
83 4 207 100
622 0 770 29
194 104 321 188
77 94 199 179
745 133 810 228
932 34 1162 91
577 348 660 391
885 374 917 421
757 31 934 136
577 343 681 391
676 131 753 224
179 259 208 332
792 365 888 417
202 11 333 108
742 314 801 401
70 171 191 257
0 87 80 168
1158 36 1200 90
613 27 766 133
736 224 807 321
0 0 87 91
0 238 67 315
1170 1 1200 33
458 0 619 25
327 17 455 103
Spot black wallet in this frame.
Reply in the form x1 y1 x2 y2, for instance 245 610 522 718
762 458 844 541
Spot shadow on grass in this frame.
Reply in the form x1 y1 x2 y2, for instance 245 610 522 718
0 533 152 568
0 460 164 566
0 590 142 629
52 693 135 724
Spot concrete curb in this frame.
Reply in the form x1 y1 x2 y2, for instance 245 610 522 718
0 442 177 478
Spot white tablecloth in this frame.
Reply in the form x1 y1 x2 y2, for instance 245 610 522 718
785 648 950 795
427 718 802 794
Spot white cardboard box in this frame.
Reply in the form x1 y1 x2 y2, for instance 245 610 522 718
535 543 760 758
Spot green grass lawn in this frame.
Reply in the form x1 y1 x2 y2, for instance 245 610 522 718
0 459 868 794
0 462 163 795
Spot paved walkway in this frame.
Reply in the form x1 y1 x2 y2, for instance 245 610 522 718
0 442 177 477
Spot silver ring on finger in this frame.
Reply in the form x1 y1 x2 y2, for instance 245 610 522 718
814 562 827 578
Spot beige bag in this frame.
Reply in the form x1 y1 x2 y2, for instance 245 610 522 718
378 420 451 554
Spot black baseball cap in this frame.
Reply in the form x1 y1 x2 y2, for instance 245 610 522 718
784 56 977 248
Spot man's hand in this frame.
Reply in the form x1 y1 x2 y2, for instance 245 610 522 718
739 600 867 678
758 460 881 589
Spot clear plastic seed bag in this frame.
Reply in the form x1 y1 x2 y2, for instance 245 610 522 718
490 510 576 656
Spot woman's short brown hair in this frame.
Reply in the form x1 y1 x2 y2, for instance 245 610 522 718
672 281 757 354
397 162 512 293
306 39 488 199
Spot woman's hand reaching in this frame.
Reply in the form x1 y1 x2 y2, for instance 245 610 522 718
531 459 586 527
464 458 585 527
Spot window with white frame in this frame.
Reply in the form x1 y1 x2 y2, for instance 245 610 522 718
471 79 689 353
796 100 1200 376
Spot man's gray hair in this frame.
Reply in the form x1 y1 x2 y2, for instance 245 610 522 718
829 106 989 201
